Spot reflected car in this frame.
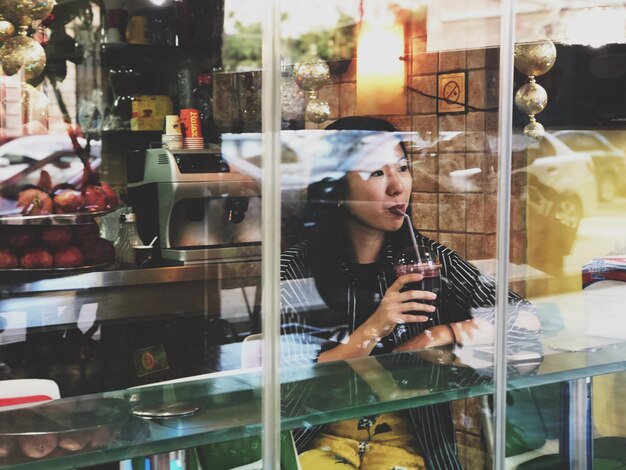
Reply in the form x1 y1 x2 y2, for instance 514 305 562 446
519 132 598 231
553 130 626 201
0 134 101 213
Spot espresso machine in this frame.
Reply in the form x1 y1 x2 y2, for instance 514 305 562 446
127 148 261 263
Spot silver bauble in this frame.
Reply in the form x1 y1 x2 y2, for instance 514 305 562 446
294 59 330 91
523 120 545 140
0 18 15 42
514 40 557 77
0 35 46 80
514 82 547 116
305 98 330 123
3 0 56 25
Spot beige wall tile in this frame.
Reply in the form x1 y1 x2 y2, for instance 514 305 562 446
466 153 486 192
410 75 437 115
412 192 438 230
466 111 485 131
439 193 466 232
411 114 438 153
467 49 486 69
485 194 498 232
438 114 466 153
485 234 496 258
468 70 487 109
412 52 438 76
439 50 467 71
452 400 466 430
486 69 499 108
464 397 483 435
439 153 465 192
467 234 487 260
412 155 438 192
466 194 486 233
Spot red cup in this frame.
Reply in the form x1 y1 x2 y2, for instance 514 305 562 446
179 108 203 138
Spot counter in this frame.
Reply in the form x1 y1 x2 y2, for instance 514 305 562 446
0 261 261 330
1 340 625 469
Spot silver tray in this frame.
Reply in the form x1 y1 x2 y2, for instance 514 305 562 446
0 262 113 276
0 207 117 226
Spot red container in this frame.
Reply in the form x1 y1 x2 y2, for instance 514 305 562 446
179 108 203 138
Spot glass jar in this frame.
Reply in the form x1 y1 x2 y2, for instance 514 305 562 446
113 211 144 268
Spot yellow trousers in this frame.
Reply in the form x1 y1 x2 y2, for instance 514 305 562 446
299 413 426 470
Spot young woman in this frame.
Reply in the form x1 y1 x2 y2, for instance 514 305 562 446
280 116 540 469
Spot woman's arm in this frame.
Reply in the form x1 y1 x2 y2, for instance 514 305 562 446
318 273 434 362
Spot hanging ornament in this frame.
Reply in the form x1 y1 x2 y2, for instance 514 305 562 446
294 59 330 91
514 40 556 77
305 95 331 124
513 39 557 139
0 15 15 42
514 79 547 116
294 50 331 124
0 28 47 80
3 0 56 26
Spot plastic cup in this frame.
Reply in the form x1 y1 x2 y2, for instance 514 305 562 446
179 108 202 138
133 245 154 268
393 245 441 314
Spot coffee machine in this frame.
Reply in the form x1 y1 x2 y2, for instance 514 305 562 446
127 148 261 263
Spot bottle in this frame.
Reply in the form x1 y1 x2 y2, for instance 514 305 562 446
191 72 218 143
113 211 144 268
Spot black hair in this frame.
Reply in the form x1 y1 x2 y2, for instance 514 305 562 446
305 116 416 314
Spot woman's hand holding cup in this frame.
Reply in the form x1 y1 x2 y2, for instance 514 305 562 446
365 273 436 339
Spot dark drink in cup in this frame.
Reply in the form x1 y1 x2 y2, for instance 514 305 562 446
394 245 441 314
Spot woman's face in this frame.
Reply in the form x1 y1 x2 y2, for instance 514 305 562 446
344 143 412 234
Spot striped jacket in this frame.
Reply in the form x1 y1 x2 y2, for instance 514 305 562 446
280 231 539 469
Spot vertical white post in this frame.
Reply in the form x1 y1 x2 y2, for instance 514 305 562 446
261 0 282 468
494 0 516 468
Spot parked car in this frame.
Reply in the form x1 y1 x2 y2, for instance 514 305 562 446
0 134 101 213
514 132 598 231
553 130 626 201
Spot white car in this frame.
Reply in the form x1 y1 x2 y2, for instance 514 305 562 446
554 130 626 202
518 132 598 230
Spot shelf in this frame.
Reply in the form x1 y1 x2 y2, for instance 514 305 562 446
101 43 211 59
0 258 260 295
1 341 625 469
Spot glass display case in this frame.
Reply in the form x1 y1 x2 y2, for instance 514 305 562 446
0 0 625 469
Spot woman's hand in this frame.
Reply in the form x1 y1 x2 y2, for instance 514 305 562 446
318 273 436 363
364 273 436 339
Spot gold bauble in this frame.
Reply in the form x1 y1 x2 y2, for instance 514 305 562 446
305 98 330 123
294 59 330 91
3 0 56 25
0 17 15 42
515 82 547 116
0 35 46 80
514 40 557 77
523 120 545 140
